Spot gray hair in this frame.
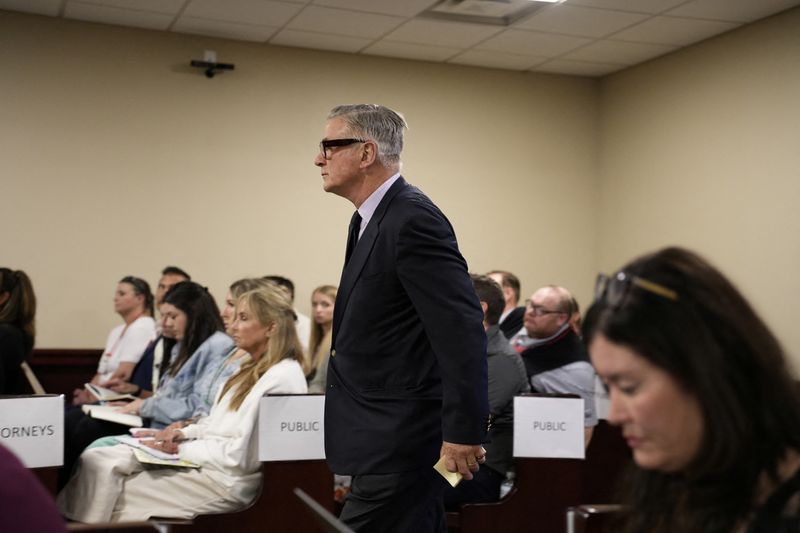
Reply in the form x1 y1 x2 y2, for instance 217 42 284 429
328 104 407 167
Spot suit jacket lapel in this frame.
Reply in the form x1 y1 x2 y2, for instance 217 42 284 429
333 177 407 346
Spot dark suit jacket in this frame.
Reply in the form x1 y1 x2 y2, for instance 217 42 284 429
325 177 489 475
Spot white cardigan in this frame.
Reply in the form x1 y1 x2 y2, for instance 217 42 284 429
178 358 307 504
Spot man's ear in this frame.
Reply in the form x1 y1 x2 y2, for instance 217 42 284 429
480 301 489 318
360 141 378 167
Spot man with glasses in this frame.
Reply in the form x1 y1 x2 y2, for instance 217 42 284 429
512 285 597 446
314 104 489 532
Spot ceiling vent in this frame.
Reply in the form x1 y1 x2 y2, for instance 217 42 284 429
420 0 555 26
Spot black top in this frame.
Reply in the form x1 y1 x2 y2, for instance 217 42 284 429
748 468 800 532
499 306 525 339
520 327 589 378
0 323 31 394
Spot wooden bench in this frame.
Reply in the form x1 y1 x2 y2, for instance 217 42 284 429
447 456 583 533
30 348 101 397
447 421 630 533
67 460 333 533
165 459 334 533
581 420 631 503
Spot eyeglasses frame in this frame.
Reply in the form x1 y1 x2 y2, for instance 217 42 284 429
594 271 678 308
319 138 367 159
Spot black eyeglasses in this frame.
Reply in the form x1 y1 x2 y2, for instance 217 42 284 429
524 300 566 317
319 138 366 159
594 271 678 307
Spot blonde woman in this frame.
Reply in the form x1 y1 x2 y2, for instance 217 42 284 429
57 285 307 522
306 285 336 394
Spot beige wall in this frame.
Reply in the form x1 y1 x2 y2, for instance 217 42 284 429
4 7 798 366
598 7 800 368
0 11 599 348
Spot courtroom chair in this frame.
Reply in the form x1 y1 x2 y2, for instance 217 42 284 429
566 504 625 533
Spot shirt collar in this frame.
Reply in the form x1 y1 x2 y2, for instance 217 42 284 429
356 173 401 239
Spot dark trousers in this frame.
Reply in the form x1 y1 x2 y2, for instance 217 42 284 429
339 467 447 533
442 465 504 510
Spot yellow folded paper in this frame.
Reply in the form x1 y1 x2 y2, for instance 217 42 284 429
433 455 463 488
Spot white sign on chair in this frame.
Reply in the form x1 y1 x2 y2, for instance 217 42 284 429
513 395 585 459
0 395 64 467
258 394 326 461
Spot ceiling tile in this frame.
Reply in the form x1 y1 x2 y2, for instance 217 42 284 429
0 0 62 16
382 19 502 48
311 0 438 18
69 0 186 15
173 16 278 42
287 5 404 39
362 40 461 62
476 29 592 57
183 0 302 27
566 0 686 14
65 2 173 30
613 15 739 46
270 29 372 53
533 58 625 76
666 0 800 23
514 4 649 37
448 49 546 70
563 39 677 64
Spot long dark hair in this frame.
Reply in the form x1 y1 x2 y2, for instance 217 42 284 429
583 247 800 532
163 281 224 376
0 268 36 354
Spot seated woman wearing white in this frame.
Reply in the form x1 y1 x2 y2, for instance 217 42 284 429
73 276 156 405
57 285 308 523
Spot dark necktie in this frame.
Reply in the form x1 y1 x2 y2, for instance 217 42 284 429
345 211 362 265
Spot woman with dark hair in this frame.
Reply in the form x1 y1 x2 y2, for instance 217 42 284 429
0 267 36 394
73 276 157 405
306 284 336 393
117 281 234 426
584 246 800 533
58 284 307 522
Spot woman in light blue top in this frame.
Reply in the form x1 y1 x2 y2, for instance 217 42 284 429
120 281 233 428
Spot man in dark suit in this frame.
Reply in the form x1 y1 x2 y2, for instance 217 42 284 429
314 104 489 532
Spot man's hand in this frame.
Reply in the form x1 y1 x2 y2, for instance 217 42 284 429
440 441 487 481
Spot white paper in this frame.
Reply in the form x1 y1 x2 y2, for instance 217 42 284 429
258 394 325 461
0 395 64 467
513 396 585 459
